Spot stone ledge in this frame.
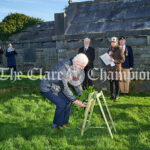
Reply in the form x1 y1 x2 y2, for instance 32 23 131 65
130 80 150 93
74 0 150 13
53 29 150 41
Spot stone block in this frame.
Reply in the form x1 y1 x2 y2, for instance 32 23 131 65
127 37 147 46
131 80 150 93
55 13 65 35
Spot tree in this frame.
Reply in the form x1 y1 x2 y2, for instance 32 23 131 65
0 13 42 41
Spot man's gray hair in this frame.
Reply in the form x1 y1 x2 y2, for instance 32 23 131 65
73 53 89 65
84 37 91 42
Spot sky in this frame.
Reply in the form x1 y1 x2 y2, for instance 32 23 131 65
0 0 89 22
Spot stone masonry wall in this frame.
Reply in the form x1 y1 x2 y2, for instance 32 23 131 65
0 21 57 72
1 0 150 92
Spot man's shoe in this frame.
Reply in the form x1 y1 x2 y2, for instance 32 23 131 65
61 125 69 128
110 94 114 100
51 123 60 130
114 95 119 102
51 125 60 130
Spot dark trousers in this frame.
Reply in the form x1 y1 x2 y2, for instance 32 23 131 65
83 67 93 89
110 80 119 96
9 66 17 72
0 55 3 64
42 90 72 126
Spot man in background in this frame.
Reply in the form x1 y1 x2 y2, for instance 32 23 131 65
119 37 134 95
78 38 95 89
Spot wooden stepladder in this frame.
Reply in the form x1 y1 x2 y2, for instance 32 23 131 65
81 91 116 139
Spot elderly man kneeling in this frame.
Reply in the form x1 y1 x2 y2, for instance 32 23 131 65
40 54 88 130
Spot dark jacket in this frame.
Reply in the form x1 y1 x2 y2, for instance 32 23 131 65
78 46 95 69
0 48 4 63
122 45 134 69
6 50 17 67
40 59 83 102
107 46 125 80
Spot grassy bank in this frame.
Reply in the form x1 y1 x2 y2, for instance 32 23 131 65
0 76 150 150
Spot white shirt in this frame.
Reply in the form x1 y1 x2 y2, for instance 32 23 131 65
84 46 89 51
123 45 126 52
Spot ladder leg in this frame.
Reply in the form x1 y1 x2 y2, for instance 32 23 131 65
81 100 92 136
101 92 117 133
97 96 114 139
87 99 95 128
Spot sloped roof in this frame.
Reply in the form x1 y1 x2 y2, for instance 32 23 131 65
64 0 150 38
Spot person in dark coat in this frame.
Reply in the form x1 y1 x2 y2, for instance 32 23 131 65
6 43 17 72
0 46 4 64
78 38 95 89
107 37 125 101
40 53 88 130
119 36 134 95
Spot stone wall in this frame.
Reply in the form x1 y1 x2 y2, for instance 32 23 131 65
54 36 150 89
54 0 150 90
54 0 150 71
1 21 57 72
1 0 150 92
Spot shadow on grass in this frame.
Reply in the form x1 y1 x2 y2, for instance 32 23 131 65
118 123 150 150
0 121 108 143
0 78 42 104
109 104 150 109
0 88 41 104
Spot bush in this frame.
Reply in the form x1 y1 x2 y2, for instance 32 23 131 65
78 86 96 102
0 13 42 41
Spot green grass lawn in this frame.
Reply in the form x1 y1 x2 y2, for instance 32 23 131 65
0 76 150 150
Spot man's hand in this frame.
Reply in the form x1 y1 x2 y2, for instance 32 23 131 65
130 68 133 71
110 57 114 62
74 100 87 107
108 51 112 56
83 102 87 106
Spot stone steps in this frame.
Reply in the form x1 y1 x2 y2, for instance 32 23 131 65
65 0 150 36
67 18 150 35
77 0 150 13
72 6 150 23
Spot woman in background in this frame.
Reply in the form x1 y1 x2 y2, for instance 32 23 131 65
107 37 125 101
6 43 17 75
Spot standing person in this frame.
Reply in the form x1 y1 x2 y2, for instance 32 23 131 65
0 46 4 64
40 54 88 130
6 43 17 75
78 38 95 89
107 37 125 101
119 37 134 95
